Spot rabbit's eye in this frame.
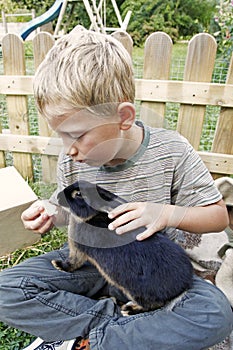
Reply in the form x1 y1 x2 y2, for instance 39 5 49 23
71 190 82 199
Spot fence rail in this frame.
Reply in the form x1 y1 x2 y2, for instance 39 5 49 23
1 76 233 107
0 29 233 182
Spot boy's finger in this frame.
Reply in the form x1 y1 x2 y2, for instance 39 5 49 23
136 228 154 241
23 211 49 230
108 202 134 218
111 218 142 235
36 217 54 235
21 205 44 221
108 209 140 230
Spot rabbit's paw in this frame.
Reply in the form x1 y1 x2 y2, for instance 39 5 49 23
51 259 73 272
121 301 144 316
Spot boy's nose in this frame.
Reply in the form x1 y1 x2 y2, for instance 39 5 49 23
67 145 79 156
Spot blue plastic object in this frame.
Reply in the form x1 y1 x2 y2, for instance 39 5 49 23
20 0 63 40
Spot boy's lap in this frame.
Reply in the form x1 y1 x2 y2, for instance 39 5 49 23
0 245 107 297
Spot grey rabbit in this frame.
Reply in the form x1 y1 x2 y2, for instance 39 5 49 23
52 180 193 314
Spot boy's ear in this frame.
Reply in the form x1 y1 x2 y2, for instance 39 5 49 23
117 102 136 130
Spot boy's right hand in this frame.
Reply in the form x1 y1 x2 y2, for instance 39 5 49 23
21 200 54 235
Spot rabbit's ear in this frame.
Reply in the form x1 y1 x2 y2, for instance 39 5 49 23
57 190 70 208
97 186 116 202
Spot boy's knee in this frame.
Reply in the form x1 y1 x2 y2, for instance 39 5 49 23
0 271 11 320
0 268 12 294
0 269 25 323
211 287 233 341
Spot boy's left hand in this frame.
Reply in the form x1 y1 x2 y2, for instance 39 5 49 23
108 202 172 240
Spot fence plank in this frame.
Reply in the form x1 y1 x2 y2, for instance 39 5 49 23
141 32 173 127
1 76 233 107
0 76 33 94
0 134 62 155
111 30 133 56
0 66 5 167
2 34 33 180
0 134 232 175
134 80 233 107
211 53 233 178
33 32 55 69
177 33 217 150
0 118 5 169
198 151 233 175
33 32 57 183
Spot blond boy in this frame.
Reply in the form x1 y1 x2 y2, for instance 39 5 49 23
0 27 232 350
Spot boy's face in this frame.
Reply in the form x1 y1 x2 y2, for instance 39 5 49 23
48 109 125 167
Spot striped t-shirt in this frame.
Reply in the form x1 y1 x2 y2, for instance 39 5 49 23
54 121 221 211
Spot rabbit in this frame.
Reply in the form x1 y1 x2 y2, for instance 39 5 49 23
52 180 193 314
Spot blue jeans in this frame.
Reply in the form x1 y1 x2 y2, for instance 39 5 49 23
0 245 232 350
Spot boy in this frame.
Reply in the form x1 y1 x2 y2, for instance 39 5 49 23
0 27 232 350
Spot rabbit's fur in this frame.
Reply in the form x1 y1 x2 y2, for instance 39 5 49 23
52 180 193 313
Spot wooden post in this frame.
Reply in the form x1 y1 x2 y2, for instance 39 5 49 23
111 30 133 56
0 116 5 169
176 33 217 150
33 32 57 183
1 10 8 33
211 53 233 178
140 32 173 128
2 33 33 180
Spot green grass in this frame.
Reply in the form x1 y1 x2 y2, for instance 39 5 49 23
172 42 188 59
0 181 67 349
0 328 35 350
0 227 67 349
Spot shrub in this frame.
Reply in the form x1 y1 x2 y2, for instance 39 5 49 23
214 0 233 60
121 0 217 45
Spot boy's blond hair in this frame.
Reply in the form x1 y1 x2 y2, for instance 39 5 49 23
33 26 135 119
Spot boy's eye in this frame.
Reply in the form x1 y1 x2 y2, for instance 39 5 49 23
57 131 83 140
69 132 85 140
71 190 82 199
69 133 79 139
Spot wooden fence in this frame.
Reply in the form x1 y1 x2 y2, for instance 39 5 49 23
0 29 233 183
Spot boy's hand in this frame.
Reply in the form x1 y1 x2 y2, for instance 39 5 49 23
108 202 171 241
21 200 54 235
